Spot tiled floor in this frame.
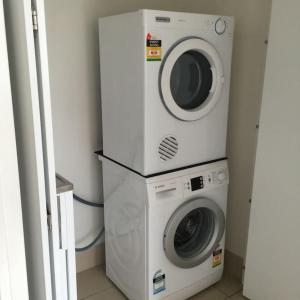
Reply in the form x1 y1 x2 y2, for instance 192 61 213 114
77 265 247 300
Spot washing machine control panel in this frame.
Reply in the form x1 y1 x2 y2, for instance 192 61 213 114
183 167 228 193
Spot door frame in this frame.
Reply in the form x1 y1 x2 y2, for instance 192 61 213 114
3 0 59 298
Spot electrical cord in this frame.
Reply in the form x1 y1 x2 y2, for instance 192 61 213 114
73 193 104 208
73 193 104 252
75 227 104 252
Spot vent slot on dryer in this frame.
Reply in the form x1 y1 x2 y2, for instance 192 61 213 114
158 136 178 161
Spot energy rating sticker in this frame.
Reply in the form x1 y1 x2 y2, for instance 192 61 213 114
212 248 223 268
146 39 162 61
153 270 166 295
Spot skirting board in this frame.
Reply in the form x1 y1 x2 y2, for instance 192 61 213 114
76 244 105 273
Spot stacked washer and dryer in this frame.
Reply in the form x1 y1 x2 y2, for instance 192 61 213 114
98 10 234 300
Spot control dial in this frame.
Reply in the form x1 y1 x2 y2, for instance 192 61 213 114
215 18 227 35
217 171 226 182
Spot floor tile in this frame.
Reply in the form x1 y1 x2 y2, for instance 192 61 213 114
214 274 242 297
84 286 127 300
228 292 248 300
77 266 112 299
188 286 227 300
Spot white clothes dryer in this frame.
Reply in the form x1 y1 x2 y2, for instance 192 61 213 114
100 154 229 300
99 10 234 176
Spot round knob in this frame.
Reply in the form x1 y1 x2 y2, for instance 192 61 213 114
215 18 227 35
217 171 226 182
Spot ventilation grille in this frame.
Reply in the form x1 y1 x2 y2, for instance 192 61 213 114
158 136 178 161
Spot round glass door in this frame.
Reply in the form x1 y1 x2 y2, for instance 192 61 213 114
170 51 213 110
163 198 225 268
159 38 224 121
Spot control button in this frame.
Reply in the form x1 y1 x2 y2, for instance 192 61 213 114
215 18 227 35
217 171 226 182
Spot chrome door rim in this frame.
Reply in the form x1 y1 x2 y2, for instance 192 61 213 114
163 198 225 268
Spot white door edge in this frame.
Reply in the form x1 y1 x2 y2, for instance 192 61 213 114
32 0 64 298
0 1 29 299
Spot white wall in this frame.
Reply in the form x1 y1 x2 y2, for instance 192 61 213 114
244 0 300 298
45 0 271 257
44 0 183 248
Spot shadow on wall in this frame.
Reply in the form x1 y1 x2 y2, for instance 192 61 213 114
44 0 272 256
177 0 272 259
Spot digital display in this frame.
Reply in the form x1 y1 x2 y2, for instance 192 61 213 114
190 176 204 191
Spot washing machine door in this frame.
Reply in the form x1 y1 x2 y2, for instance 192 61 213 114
163 198 225 268
159 37 224 121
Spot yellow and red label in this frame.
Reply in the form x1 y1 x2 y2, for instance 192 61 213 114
146 33 161 61
212 248 222 268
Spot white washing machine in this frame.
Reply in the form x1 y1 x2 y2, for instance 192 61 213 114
100 155 228 300
99 10 234 176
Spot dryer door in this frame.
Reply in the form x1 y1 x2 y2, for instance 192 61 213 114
159 38 224 121
163 198 225 268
